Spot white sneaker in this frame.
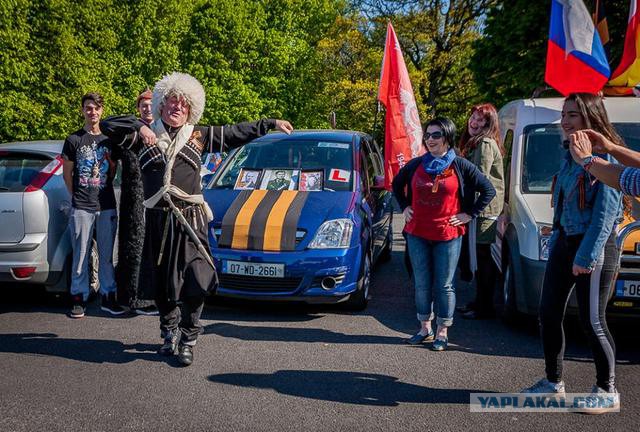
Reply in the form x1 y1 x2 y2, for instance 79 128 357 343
577 385 620 415
521 378 566 395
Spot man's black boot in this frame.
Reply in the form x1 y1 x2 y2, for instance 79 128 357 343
158 330 180 356
177 344 194 366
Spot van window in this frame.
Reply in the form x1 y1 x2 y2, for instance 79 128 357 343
522 123 640 193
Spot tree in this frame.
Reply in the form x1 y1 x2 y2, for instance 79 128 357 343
356 0 497 124
471 0 632 109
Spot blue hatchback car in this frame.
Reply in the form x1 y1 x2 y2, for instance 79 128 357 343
203 130 393 309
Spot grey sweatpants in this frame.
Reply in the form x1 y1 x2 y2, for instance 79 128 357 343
69 208 118 300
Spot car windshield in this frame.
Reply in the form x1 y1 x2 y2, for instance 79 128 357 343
210 138 354 192
0 151 50 192
522 123 640 193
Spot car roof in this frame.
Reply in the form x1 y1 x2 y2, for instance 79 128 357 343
0 140 64 156
251 129 368 144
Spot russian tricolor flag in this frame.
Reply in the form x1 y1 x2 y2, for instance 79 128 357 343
546 0 611 95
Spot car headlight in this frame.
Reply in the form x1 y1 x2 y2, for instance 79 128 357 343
309 219 354 249
538 224 553 261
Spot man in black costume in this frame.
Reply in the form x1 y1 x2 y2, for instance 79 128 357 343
102 72 293 365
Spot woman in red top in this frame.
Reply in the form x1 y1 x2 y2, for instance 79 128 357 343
393 117 495 351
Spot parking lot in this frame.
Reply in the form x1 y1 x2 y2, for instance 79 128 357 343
0 218 638 431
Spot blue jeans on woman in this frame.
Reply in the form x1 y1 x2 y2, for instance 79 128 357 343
406 233 462 327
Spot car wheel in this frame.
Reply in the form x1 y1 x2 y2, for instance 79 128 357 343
501 252 519 325
344 252 371 311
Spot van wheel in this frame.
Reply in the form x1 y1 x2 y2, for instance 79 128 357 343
344 252 371 311
501 253 519 324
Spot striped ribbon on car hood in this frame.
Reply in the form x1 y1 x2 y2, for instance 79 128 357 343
218 190 308 251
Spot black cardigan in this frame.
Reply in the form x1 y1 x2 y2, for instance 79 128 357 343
392 155 496 218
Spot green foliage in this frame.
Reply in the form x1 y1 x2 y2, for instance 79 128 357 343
0 0 344 141
8 0 628 144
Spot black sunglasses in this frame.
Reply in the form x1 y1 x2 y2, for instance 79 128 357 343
423 131 444 140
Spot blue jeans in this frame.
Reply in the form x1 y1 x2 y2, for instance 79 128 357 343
406 233 462 327
69 208 117 300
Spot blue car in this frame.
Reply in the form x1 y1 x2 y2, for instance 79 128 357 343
203 130 393 309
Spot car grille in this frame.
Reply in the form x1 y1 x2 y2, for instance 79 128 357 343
218 274 302 293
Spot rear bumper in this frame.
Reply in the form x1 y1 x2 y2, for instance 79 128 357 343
0 233 50 284
212 245 362 303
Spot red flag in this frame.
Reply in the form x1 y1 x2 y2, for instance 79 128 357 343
378 22 424 190
606 0 640 95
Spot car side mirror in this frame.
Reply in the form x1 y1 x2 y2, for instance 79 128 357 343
201 173 214 189
371 175 385 191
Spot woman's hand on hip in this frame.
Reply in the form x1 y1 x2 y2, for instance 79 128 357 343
403 206 414 223
572 264 592 276
449 213 471 226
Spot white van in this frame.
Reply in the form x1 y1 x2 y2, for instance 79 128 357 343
494 96 640 321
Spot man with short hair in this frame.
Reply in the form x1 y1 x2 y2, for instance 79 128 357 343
136 89 153 125
62 92 125 318
101 72 293 365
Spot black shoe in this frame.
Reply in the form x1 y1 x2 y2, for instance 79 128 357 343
461 310 495 320
158 330 180 356
69 295 86 319
177 344 193 366
406 330 435 345
134 305 159 316
100 293 127 316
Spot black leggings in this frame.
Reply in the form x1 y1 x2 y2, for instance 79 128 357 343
539 230 619 391
473 244 498 314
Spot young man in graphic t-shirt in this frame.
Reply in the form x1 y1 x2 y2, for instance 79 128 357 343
62 93 125 318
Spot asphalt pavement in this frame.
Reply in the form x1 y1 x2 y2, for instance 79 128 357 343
0 217 638 431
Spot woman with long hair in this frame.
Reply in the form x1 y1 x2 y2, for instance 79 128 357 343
393 117 495 351
521 93 622 414
457 103 505 319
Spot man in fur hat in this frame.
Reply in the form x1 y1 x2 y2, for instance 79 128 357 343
102 72 293 366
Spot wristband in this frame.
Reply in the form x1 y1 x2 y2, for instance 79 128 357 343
583 155 599 171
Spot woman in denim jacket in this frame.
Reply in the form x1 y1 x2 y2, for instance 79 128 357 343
522 93 623 414
393 117 495 351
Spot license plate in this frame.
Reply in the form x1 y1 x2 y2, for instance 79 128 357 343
223 260 284 278
615 280 640 298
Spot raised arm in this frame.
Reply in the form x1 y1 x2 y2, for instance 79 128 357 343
569 130 626 190
100 115 156 151
207 119 293 153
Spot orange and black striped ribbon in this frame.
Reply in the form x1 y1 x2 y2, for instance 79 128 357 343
218 190 308 251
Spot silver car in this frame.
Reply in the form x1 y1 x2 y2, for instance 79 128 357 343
0 141 72 291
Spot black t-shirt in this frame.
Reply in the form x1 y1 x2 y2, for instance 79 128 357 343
62 129 117 211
